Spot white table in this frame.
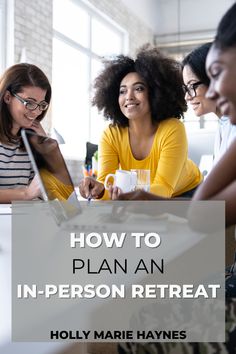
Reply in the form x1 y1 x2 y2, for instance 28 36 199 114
0 205 74 354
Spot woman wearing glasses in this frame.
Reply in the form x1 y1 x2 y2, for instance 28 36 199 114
182 43 236 165
79 45 202 200
0 63 51 203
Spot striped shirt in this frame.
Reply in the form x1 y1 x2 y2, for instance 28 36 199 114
0 142 34 189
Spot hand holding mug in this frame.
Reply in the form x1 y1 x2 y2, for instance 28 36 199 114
104 170 136 194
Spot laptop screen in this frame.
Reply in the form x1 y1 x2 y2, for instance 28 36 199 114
21 129 79 205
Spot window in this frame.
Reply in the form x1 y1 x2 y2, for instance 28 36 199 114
184 107 218 133
52 0 127 159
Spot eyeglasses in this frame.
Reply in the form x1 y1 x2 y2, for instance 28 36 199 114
182 81 203 98
12 93 49 111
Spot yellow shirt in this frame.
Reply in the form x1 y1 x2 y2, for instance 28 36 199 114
97 118 203 199
40 168 74 201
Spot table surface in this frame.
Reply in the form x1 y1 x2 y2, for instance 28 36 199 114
0 207 77 354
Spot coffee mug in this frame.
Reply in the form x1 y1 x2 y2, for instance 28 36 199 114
131 169 150 192
104 170 136 193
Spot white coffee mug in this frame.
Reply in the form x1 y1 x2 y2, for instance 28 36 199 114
104 170 136 193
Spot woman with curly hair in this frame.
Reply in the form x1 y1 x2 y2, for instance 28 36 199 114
79 45 202 200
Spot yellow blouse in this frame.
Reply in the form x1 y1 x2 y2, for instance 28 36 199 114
40 168 74 201
97 118 203 199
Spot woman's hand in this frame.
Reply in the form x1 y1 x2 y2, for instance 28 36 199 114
108 186 122 200
24 176 42 200
31 121 47 136
79 177 105 200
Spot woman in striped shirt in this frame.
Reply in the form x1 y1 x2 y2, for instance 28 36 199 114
0 63 51 203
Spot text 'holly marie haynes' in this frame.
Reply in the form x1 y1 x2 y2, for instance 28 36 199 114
49 329 187 340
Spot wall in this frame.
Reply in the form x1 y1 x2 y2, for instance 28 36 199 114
14 0 52 80
154 0 235 54
119 0 235 55
155 0 235 37
14 0 52 131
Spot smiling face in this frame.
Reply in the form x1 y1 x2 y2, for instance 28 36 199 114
118 72 151 123
206 44 236 125
4 85 47 135
182 65 217 117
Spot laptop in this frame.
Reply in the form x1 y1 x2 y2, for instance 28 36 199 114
21 128 83 225
20 129 128 229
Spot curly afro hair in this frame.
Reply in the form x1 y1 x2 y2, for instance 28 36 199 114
92 44 187 127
